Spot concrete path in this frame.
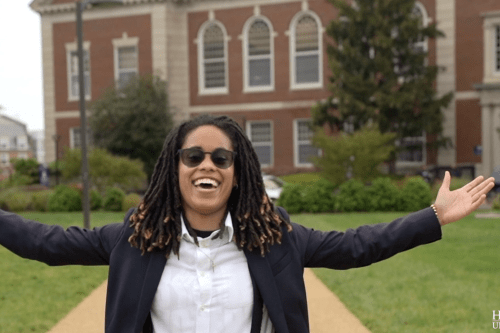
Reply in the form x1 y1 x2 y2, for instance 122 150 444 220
47 268 371 333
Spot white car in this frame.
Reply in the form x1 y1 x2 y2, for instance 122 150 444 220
262 174 285 202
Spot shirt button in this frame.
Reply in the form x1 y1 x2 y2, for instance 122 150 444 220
200 305 206 311
199 272 205 277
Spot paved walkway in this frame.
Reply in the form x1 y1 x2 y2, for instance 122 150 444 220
47 268 371 333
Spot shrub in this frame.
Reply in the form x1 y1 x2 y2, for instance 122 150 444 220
104 187 126 212
365 177 400 211
397 177 432 212
122 193 142 212
492 195 500 210
32 190 53 212
90 189 103 211
302 179 336 213
48 185 82 212
277 183 305 214
4 191 32 212
335 179 368 212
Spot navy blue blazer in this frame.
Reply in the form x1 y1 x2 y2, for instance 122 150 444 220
0 207 441 333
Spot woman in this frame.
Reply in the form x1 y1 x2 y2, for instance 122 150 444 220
0 115 495 333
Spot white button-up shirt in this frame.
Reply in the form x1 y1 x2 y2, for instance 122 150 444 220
150 213 274 333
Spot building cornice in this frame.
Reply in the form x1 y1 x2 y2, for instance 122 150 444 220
481 9 500 18
474 83 500 91
30 0 168 15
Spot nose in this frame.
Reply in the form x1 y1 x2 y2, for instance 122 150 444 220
198 152 216 170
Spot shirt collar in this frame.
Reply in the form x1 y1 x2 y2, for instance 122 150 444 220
181 212 234 244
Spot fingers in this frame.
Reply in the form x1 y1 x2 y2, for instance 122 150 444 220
464 175 485 192
469 177 495 197
471 194 487 210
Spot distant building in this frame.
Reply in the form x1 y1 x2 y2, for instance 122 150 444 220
0 115 35 181
30 0 500 177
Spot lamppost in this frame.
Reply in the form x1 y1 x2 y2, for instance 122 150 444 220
76 0 123 229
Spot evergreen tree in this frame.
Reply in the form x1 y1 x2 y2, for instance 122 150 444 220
313 0 453 151
90 74 173 181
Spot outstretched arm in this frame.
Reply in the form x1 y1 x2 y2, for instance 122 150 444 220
433 171 495 226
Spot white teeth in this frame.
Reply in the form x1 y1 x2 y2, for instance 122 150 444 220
193 178 220 187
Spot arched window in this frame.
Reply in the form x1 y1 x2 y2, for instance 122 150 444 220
243 17 274 92
197 21 228 94
412 2 429 54
290 12 323 89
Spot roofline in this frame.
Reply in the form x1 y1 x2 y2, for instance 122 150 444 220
0 115 29 131
30 0 172 15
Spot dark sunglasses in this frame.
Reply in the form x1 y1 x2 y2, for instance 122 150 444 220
178 147 236 169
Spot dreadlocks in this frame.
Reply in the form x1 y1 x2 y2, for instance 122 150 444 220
128 115 292 258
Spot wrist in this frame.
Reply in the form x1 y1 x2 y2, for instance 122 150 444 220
430 204 443 225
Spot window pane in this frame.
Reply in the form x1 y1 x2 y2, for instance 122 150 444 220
298 144 319 164
297 121 313 141
296 54 319 83
118 46 137 70
204 61 225 88
397 139 423 162
250 123 271 142
296 15 318 52
204 24 224 60
248 19 270 56
118 72 136 90
496 26 500 71
249 59 271 86
254 145 271 165
69 50 90 96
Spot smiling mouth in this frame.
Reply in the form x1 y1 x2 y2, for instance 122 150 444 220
193 178 220 189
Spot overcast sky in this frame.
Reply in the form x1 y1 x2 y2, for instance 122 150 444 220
0 0 44 132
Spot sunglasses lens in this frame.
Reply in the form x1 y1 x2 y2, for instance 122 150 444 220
181 148 204 167
179 148 235 168
211 149 233 169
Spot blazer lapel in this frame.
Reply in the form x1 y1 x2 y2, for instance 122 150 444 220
245 249 289 333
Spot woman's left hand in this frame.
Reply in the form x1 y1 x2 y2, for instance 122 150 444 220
434 171 495 226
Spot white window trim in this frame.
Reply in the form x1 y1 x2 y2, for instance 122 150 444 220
288 11 324 91
70 126 91 149
246 120 274 168
413 2 429 54
483 13 500 83
0 136 9 150
17 152 28 160
16 135 28 151
241 16 276 93
293 118 320 168
1 153 9 164
65 41 91 102
112 32 139 89
395 132 427 167
196 20 230 96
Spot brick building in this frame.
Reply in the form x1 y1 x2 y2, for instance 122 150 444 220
29 0 500 177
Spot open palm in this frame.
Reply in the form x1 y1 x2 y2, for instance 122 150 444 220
434 171 495 225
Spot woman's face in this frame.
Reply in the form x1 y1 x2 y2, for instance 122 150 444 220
178 125 237 221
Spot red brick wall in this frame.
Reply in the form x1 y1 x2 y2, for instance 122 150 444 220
190 108 317 175
455 99 482 163
56 118 81 159
188 0 337 106
52 14 152 113
455 0 500 91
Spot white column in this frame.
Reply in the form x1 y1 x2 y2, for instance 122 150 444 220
436 0 456 167
41 15 56 164
151 3 168 81
493 105 500 172
481 104 492 177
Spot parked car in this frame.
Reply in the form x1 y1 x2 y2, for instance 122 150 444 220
262 174 285 202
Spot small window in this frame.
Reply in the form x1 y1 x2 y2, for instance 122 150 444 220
294 119 320 167
116 46 138 89
396 133 426 165
244 17 274 91
411 3 428 54
17 152 28 160
247 121 273 167
290 13 323 89
70 127 92 149
16 136 28 150
198 22 228 94
0 137 9 150
1 153 9 164
67 49 91 100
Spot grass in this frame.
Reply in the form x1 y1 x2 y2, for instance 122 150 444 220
292 212 500 333
0 211 125 333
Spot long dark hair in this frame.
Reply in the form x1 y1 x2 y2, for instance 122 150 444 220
128 115 292 258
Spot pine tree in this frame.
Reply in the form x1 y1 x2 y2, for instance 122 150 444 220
313 0 452 150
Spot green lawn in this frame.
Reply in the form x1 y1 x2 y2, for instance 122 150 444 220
292 212 500 333
0 212 125 333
